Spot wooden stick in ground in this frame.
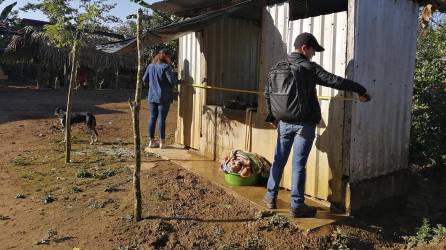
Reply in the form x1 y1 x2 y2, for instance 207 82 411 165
65 36 79 164
130 8 144 222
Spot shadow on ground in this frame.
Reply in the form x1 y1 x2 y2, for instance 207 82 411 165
0 86 147 125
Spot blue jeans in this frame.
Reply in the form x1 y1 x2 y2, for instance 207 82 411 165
148 102 170 139
266 121 316 208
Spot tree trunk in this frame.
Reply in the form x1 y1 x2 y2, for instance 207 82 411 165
65 38 79 164
130 9 144 222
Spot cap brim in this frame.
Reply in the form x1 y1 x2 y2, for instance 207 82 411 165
315 44 325 52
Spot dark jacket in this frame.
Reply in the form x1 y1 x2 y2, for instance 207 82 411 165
143 63 178 104
265 52 367 124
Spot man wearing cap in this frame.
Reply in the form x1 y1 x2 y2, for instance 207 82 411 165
263 32 371 218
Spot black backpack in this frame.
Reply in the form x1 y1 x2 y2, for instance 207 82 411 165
266 59 307 122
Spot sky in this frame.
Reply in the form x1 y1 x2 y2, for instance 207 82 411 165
6 0 158 25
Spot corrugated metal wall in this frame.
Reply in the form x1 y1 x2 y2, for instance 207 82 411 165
205 17 260 107
259 2 349 203
348 0 418 183
177 32 205 149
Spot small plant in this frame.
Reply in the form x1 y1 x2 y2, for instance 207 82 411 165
403 218 446 248
0 215 11 220
15 193 26 199
104 185 118 193
214 227 225 238
245 235 264 249
94 168 117 180
42 194 55 204
145 152 161 158
88 201 104 209
329 227 350 250
254 210 274 220
218 243 241 250
404 218 431 248
267 214 289 228
11 156 31 166
71 186 82 193
76 169 92 178
36 228 58 245
432 224 446 244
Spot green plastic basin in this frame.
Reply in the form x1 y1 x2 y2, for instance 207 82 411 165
224 172 258 186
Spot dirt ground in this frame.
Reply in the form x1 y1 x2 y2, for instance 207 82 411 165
1 85 445 249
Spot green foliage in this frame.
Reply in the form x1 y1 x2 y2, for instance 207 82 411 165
432 224 446 244
329 228 351 250
42 193 55 204
11 156 32 166
0 1 16 21
21 0 118 48
0 1 19 47
403 218 446 248
411 14 446 167
71 186 82 193
76 169 92 178
114 10 179 66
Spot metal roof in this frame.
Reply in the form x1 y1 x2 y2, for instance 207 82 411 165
98 0 258 54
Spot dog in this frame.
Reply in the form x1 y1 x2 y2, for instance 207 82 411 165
54 107 98 145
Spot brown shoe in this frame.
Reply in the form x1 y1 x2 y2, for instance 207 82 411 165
289 205 316 218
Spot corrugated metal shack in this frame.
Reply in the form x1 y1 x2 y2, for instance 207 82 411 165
107 0 420 213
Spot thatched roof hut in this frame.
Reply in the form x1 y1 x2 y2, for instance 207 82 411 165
4 26 135 71
2 26 137 88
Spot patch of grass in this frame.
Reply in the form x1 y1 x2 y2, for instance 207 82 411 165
42 194 55 204
218 243 241 250
214 227 225 238
15 193 26 199
11 156 32 166
0 215 11 220
145 152 161 158
104 185 118 193
94 168 117 180
245 235 264 249
71 186 82 193
267 214 289 228
254 210 274 220
219 203 232 209
88 200 105 209
329 227 351 250
403 218 446 248
432 224 446 244
76 169 93 178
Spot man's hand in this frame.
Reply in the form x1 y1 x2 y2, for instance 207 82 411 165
359 93 371 102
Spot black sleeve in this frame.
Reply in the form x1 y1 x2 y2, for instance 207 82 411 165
264 77 276 123
313 63 367 95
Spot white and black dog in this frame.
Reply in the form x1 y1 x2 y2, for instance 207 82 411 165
54 107 98 144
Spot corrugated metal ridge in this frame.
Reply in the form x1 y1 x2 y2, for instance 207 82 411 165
151 0 250 17
105 0 256 54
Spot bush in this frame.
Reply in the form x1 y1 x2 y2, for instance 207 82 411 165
403 218 446 248
411 17 446 167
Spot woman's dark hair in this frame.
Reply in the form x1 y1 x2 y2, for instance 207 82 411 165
152 53 169 64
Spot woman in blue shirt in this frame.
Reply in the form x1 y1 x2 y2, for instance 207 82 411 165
143 49 177 148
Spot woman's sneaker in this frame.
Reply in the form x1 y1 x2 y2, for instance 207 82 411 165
289 204 316 218
262 195 277 209
148 140 159 148
159 139 167 149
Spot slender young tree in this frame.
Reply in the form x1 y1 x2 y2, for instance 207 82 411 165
129 8 144 221
22 0 118 163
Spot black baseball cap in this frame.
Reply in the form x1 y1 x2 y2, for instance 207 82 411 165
294 32 325 52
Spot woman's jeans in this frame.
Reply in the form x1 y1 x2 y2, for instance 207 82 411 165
148 102 170 139
266 121 316 209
